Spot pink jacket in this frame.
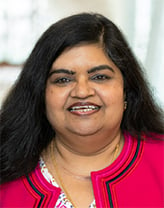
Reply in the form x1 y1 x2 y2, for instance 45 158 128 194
1 133 164 208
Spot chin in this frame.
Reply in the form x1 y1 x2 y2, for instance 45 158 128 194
68 126 102 137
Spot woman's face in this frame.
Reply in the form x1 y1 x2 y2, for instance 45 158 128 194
45 44 125 138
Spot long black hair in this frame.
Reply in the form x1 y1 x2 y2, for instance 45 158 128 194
0 13 163 184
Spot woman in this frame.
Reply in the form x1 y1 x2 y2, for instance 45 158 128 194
0 13 164 208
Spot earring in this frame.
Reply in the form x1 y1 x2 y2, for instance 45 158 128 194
124 101 127 110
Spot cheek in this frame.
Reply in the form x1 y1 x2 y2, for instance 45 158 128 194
45 87 68 112
98 85 124 106
45 88 58 112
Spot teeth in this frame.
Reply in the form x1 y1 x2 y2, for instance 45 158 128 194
71 109 93 112
70 105 99 111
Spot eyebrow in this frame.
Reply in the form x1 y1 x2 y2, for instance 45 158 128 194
48 64 114 77
87 65 114 74
48 69 75 77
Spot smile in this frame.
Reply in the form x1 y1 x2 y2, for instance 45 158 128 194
70 105 99 111
68 103 101 115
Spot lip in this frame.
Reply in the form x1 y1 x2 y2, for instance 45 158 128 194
67 102 101 116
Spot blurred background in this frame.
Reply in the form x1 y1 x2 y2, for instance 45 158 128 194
0 0 164 108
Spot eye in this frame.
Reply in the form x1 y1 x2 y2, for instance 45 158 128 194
91 74 111 81
53 77 73 85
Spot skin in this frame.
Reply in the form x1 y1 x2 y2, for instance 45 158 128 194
45 43 125 154
44 43 125 207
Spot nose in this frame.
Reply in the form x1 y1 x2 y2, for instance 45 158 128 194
70 77 95 98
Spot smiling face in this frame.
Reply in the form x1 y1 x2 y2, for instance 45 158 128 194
45 44 125 141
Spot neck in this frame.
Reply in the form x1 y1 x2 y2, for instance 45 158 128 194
49 131 124 177
54 128 123 155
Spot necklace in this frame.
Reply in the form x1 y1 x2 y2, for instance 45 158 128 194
50 141 77 208
50 139 120 208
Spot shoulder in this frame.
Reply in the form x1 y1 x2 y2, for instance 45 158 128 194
0 176 36 207
0 176 25 192
143 133 164 156
0 167 41 207
0 165 61 208
141 134 164 178
125 132 164 171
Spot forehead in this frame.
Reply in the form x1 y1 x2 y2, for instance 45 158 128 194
51 44 121 74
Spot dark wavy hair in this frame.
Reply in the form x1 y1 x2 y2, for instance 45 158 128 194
0 13 163 184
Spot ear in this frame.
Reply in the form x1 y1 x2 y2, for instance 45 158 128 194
123 92 127 110
124 101 127 110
